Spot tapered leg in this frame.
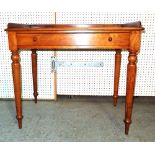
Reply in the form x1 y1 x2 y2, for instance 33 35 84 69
31 49 38 103
11 50 23 128
124 51 137 135
113 50 122 106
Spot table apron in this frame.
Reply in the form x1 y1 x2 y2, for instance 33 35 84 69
16 33 130 49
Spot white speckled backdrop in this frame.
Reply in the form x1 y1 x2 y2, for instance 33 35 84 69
0 12 55 99
56 12 155 96
0 12 155 99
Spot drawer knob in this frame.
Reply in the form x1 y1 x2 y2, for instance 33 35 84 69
33 37 38 42
108 37 112 42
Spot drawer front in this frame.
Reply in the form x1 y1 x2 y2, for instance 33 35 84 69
17 33 130 49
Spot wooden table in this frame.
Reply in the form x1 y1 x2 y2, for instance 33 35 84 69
5 22 144 134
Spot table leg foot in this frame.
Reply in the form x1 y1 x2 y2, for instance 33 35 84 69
113 96 118 107
16 116 23 129
33 92 38 103
124 120 131 135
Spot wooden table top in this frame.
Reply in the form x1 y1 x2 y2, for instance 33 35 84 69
5 21 144 32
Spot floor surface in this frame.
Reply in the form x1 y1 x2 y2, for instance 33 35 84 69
0 96 155 142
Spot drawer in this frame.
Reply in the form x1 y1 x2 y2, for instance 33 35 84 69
17 33 130 49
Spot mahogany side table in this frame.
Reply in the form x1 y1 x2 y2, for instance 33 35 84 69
5 21 144 134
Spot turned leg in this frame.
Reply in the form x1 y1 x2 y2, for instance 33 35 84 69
31 49 38 103
11 50 23 128
124 51 137 135
113 50 122 106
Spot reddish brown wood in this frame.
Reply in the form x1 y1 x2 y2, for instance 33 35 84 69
11 50 23 128
6 21 144 31
16 33 130 49
124 51 137 135
5 22 144 134
113 50 122 106
124 30 141 135
31 49 38 103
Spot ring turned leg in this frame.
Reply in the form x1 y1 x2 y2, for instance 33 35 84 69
11 50 23 128
31 49 38 103
113 50 122 106
124 51 137 135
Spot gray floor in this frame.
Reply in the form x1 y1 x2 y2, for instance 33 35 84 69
0 96 155 142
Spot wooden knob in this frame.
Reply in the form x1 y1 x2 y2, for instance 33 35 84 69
108 37 112 42
33 37 38 42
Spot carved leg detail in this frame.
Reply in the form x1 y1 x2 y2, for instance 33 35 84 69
113 50 122 106
11 50 23 129
124 51 137 135
31 49 38 103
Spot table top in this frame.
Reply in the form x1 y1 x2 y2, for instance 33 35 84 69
5 21 144 32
